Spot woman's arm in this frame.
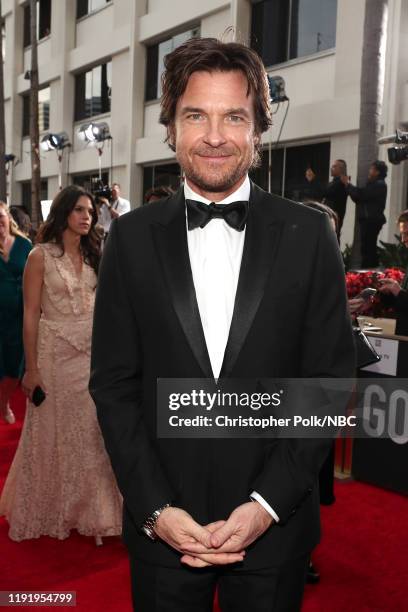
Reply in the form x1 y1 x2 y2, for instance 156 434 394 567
21 247 46 398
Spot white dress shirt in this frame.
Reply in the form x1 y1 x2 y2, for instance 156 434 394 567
184 176 279 523
98 197 131 234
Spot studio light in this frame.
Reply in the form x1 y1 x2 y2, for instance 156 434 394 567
78 122 111 144
268 75 289 103
40 131 70 152
40 132 71 190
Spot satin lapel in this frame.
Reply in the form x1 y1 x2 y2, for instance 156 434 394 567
219 184 284 378
151 189 213 379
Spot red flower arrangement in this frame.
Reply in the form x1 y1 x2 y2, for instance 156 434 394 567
346 268 405 318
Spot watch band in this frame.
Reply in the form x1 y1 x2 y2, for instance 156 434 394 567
141 503 171 541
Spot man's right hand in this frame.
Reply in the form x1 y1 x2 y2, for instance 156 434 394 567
154 507 245 567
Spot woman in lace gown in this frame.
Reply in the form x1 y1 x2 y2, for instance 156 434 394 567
0 186 122 542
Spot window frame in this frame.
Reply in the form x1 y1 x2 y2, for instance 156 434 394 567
23 0 52 49
76 0 113 21
74 61 112 123
250 140 331 199
21 84 51 138
251 0 337 70
144 26 200 103
72 171 110 192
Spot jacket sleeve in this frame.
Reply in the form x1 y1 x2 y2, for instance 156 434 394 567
252 214 355 522
346 181 387 207
89 219 175 527
395 288 408 311
346 183 364 203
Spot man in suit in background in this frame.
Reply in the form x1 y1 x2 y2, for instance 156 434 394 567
90 37 355 611
341 160 388 268
305 159 349 235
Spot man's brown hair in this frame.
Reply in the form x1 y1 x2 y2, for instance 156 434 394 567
398 209 408 224
159 37 272 151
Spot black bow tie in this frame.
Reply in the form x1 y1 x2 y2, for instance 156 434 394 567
186 199 249 231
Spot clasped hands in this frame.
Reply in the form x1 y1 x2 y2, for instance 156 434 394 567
154 502 273 568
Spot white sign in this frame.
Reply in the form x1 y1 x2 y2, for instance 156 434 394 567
362 337 399 377
41 200 53 221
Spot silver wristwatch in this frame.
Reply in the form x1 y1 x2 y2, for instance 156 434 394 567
141 503 171 541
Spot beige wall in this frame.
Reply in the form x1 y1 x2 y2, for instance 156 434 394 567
1 0 407 250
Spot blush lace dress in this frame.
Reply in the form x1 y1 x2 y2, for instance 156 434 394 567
0 243 122 541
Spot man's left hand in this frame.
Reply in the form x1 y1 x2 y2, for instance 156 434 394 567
110 207 120 219
180 501 273 565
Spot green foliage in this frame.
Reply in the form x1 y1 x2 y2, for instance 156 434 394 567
342 237 408 272
377 237 408 269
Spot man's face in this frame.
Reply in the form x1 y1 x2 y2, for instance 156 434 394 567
368 165 379 181
331 160 344 178
399 222 408 248
171 70 259 196
111 185 120 200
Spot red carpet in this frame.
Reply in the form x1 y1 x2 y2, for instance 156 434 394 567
1 390 407 611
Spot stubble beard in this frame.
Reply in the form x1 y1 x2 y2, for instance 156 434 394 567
177 146 257 194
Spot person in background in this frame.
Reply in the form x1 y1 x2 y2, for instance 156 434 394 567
305 159 348 235
341 160 388 269
0 202 32 424
0 186 122 543
9 206 33 241
302 168 323 202
144 185 175 204
98 182 131 238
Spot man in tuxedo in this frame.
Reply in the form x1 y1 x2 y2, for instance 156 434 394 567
90 37 355 612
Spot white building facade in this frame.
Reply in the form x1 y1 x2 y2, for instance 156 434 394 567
2 0 408 248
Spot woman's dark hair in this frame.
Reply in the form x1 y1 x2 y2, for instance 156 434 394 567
301 199 340 236
159 37 272 151
144 185 175 203
37 185 101 275
10 206 32 237
371 160 388 179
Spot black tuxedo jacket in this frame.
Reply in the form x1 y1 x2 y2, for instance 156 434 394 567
89 182 355 569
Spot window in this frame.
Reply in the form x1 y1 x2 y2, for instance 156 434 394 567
143 163 182 200
23 0 51 48
21 180 48 215
145 28 200 102
250 142 330 201
74 62 112 121
251 0 337 66
284 141 330 200
22 86 50 137
77 0 111 19
73 171 109 193
250 148 284 197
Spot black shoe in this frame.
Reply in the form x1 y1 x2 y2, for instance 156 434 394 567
306 562 320 584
